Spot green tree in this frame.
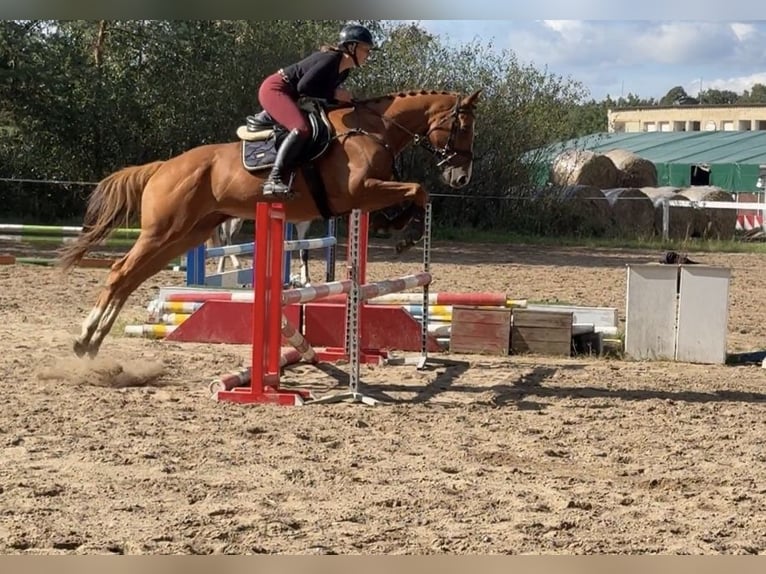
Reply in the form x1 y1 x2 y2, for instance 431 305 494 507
740 83 766 103
660 85 698 105
700 88 739 104
562 99 608 138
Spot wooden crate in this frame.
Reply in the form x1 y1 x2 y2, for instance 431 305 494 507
511 309 573 357
449 306 512 355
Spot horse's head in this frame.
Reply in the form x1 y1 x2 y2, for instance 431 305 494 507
424 90 481 189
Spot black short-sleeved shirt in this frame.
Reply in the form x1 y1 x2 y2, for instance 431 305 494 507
280 50 350 101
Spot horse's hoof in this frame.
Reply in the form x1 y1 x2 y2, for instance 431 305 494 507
73 339 89 358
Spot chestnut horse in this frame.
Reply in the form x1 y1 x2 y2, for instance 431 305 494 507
59 89 481 357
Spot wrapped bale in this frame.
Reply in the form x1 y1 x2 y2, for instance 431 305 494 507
603 187 656 238
550 185 613 236
679 186 737 240
550 149 620 189
640 186 694 239
604 148 658 187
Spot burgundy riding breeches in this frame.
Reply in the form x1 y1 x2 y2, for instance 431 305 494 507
257 72 311 138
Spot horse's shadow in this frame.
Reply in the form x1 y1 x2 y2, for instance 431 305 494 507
291 359 766 408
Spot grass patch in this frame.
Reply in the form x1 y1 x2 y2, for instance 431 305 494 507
431 226 766 254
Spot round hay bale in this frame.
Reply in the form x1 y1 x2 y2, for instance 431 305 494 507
640 187 694 239
550 149 619 189
604 148 658 187
678 185 737 240
603 188 656 238
551 185 613 236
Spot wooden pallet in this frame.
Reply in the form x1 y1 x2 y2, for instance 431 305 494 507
450 306 512 355
511 309 573 357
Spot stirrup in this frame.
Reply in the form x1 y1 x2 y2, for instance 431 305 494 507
262 174 295 198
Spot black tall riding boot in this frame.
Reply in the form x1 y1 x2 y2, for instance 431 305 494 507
263 128 306 197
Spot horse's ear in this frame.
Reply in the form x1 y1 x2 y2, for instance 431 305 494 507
462 89 482 108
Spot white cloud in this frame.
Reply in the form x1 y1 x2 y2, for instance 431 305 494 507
503 20 766 97
731 22 756 41
632 23 735 65
508 21 752 67
688 72 766 95
410 20 766 99
541 20 585 34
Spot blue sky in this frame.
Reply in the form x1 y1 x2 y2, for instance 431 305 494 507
402 20 766 101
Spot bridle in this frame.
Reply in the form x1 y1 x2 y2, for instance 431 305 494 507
347 94 475 168
417 95 476 167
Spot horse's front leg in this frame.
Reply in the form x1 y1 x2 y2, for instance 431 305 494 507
362 178 428 254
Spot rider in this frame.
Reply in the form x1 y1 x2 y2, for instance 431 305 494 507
258 23 378 197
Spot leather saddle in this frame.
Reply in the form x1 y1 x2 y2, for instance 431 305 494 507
237 98 335 156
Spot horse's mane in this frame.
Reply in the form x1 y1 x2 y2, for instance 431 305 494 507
354 89 460 106
326 90 463 123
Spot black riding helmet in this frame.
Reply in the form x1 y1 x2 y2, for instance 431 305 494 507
339 24 378 50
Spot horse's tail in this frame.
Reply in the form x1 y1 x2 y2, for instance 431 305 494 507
59 161 165 272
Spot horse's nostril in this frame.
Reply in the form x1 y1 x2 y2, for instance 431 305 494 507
457 175 468 186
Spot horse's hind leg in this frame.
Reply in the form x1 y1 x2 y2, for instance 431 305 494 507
75 220 221 358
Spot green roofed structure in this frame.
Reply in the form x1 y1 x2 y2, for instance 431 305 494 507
538 131 766 192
